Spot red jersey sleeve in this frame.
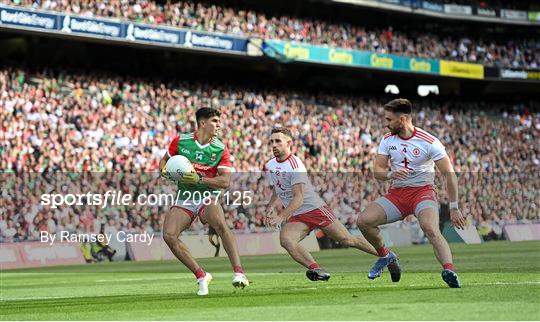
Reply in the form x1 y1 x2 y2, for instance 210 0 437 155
218 147 233 168
167 136 180 157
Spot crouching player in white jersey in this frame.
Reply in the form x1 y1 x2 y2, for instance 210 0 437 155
357 99 467 288
264 127 380 281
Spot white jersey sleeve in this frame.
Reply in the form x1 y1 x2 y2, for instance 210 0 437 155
290 161 309 186
430 138 447 161
377 135 391 155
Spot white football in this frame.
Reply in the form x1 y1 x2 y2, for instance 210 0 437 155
165 155 193 181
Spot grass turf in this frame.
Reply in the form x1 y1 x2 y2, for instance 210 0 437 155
1 240 539 320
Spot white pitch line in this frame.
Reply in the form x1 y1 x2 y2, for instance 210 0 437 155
1 292 191 302
406 281 540 287
3 280 539 302
2 295 90 302
469 281 540 286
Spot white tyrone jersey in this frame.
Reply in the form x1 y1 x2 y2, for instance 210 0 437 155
265 154 325 216
378 127 447 188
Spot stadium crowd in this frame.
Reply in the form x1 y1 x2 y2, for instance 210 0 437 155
2 0 539 69
1 67 539 243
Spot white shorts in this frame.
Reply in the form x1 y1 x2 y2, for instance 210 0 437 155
171 197 217 221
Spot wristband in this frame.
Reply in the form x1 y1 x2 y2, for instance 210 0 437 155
449 201 459 209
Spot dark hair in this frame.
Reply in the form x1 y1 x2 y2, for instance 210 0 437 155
384 98 412 115
271 127 293 140
195 107 221 125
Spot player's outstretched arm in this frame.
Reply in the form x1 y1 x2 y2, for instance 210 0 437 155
266 189 279 212
280 183 304 220
373 154 390 181
200 167 231 189
373 154 408 181
435 156 466 230
267 183 304 228
263 189 279 228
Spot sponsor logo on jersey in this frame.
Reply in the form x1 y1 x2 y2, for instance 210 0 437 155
193 163 213 171
402 147 407 153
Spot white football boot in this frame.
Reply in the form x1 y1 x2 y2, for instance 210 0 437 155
197 272 213 296
232 273 249 289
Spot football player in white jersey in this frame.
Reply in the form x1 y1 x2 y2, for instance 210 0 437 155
357 99 466 288
264 127 379 281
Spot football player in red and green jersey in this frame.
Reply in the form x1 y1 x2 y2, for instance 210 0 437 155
159 107 249 296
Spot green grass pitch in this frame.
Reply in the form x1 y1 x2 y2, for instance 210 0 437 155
1 241 539 320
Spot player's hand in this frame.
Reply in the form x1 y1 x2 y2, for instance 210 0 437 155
180 171 201 185
390 168 409 180
450 208 467 230
265 205 276 217
161 166 172 181
264 214 283 230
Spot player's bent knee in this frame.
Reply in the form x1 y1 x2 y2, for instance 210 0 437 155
357 213 373 229
163 232 179 245
280 237 295 250
421 227 441 241
338 236 355 247
211 222 229 235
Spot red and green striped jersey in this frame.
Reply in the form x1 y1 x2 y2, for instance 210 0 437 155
167 132 232 198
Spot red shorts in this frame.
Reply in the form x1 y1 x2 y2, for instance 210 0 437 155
287 206 337 231
376 185 438 223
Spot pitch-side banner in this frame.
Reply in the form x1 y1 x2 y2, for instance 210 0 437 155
503 224 540 241
0 242 86 269
0 4 248 54
127 232 319 261
264 39 440 75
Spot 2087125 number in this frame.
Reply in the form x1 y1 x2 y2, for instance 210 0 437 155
179 191 253 206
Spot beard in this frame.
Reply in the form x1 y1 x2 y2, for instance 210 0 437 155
389 125 402 135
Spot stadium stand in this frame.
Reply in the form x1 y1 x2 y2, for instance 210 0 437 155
2 0 539 68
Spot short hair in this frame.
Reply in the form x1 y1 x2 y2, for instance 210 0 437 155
271 127 293 140
384 98 412 115
195 107 221 125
